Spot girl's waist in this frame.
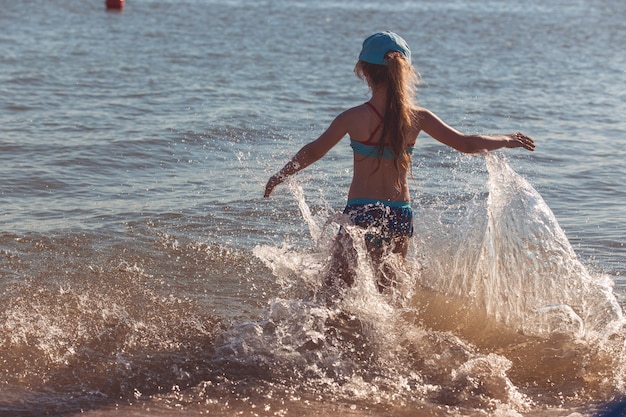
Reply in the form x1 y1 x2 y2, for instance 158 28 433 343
346 198 411 209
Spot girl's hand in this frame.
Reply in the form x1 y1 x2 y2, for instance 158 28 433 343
507 132 535 151
264 174 283 198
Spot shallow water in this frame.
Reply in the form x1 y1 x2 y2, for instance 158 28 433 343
1 0 625 416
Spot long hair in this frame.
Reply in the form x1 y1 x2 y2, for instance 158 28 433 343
354 53 420 176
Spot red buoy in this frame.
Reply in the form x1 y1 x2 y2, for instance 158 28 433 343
105 0 125 10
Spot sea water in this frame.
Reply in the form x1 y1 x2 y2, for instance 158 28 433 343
1 0 625 416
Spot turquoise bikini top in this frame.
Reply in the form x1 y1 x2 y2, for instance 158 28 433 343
350 139 415 159
350 102 415 160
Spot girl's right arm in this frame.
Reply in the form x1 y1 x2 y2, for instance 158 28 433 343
264 112 350 198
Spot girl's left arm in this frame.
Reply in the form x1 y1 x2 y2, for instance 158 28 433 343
417 108 535 153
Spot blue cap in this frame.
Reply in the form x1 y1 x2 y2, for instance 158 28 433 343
358 31 411 65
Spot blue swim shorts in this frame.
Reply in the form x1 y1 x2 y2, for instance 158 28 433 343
343 198 414 245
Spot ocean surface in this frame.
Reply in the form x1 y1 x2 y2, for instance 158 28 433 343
1 0 625 416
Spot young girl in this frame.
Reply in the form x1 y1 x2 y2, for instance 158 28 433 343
264 31 535 292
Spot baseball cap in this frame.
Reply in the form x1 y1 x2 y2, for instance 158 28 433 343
358 31 411 65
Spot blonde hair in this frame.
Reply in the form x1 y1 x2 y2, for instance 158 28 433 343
354 53 420 175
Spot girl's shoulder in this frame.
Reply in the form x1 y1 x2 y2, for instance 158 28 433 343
411 106 437 126
412 105 429 117
342 103 371 117
335 103 371 124
333 103 378 140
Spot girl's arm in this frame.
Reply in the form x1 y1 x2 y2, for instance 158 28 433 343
264 113 349 198
417 108 535 153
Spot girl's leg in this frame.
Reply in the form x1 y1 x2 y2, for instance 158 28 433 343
368 236 410 292
325 233 357 288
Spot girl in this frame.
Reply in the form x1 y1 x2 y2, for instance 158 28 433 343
264 31 535 292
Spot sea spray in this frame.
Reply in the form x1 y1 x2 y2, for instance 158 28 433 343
289 182 325 245
0 257 219 401
413 154 626 400
417 154 623 341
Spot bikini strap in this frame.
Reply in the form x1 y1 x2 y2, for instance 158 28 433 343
364 101 383 121
363 102 384 145
365 102 417 147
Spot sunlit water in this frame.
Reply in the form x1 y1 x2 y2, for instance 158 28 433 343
1 0 625 416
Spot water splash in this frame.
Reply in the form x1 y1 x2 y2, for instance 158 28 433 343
0 236 220 406
247 153 626 412
418 154 624 342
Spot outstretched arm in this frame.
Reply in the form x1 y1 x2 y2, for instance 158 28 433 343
417 108 535 153
264 113 349 198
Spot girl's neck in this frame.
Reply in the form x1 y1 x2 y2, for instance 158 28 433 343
369 86 387 110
